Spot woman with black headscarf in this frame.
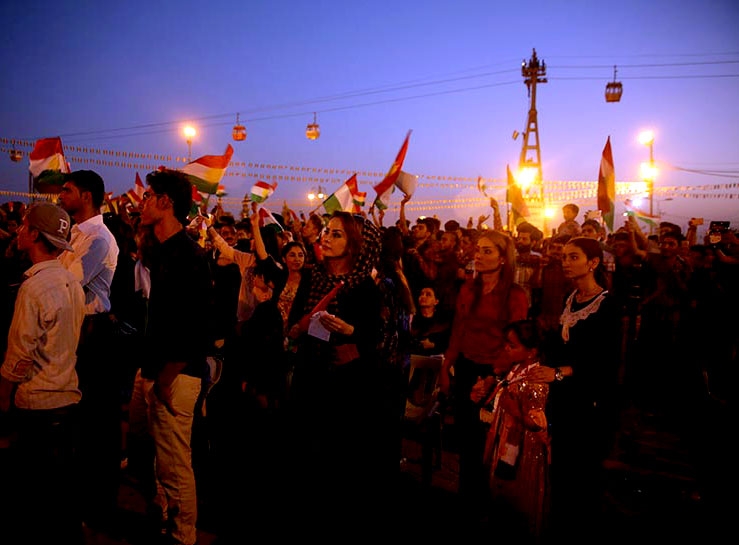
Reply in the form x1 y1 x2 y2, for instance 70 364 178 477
285 211 386 536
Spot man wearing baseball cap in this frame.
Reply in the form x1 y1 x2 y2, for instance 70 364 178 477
0 201 86 544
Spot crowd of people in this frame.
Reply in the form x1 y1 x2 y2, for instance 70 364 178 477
0 173 737 543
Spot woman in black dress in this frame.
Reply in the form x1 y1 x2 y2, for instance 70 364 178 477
526 236 621 539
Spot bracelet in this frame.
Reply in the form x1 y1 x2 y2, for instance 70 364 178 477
554 367 564 382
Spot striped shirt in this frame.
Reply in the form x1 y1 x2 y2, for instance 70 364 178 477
1 260 85 409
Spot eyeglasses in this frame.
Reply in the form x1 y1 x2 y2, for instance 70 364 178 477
141 191 165 202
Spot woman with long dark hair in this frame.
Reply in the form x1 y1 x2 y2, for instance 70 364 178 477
526 236 621 539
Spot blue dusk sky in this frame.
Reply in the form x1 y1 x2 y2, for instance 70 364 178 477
1 0 738 236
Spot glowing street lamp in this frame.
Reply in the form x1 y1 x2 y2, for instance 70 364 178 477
638 129 657 232
183 125 197 162
308 186 326 202
516 166 538 192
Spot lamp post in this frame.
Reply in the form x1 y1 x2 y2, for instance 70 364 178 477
638 130 657 234
183 125 197 162
307 186 326 202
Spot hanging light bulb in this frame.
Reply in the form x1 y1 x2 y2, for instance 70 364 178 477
232 113 247 141
306 112 320 140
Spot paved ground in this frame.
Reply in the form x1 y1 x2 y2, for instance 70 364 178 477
0 385 717 544
76 391 733 544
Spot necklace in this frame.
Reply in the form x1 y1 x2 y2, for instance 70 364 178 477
575 286 603 302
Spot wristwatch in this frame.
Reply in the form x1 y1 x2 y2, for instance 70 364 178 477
554 367 564 382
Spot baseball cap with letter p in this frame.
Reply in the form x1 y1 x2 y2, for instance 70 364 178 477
25 202 74 252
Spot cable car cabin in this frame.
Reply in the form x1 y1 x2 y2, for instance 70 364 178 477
605 81 623 103
306 112 320 140
232 124 247 141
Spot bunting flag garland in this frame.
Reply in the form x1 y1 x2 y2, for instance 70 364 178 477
373 130 411 209
29 137 71 193
506 164 529 225
597 136 616 232
250 180 277 203
321 174 365 215
181 144 233 194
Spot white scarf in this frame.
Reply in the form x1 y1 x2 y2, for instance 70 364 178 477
559 289 608 342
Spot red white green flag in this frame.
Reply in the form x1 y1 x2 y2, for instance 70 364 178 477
29 137 71 193
250 180 277 203
258 205 284 231
181 144 233 194
352 189 367 213
127 172 146 205
597 136 616 232
189 184 206 219
372 130 412 210
321 174 365 215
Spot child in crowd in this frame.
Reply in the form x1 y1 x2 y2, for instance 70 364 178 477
471 319 550 540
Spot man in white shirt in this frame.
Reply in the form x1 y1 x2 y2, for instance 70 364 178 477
58 169 121 532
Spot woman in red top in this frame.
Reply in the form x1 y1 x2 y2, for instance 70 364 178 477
439 229 528 513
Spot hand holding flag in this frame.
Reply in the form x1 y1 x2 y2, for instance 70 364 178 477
292 280 345 337
250 180 277 203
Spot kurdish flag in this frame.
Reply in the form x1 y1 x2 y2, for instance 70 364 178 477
258 206 284 232
29 137 71 193
250 180 277 203
321 174 364 215
127 172 146 205
189 184 206 219
352 189 367 213
181 144 234 194
597 136 616 232
373 130 411 210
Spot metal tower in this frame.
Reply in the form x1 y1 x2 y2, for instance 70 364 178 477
518 48 547 206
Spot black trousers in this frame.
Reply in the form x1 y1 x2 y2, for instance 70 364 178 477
9 405 84 544
76 312 123 529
